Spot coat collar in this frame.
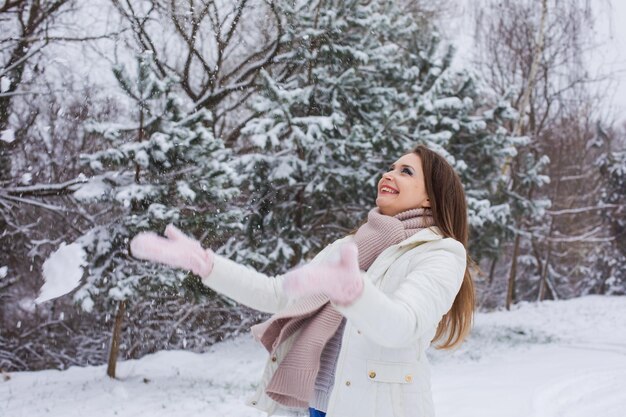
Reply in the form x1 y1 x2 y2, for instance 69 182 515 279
397 226 444 247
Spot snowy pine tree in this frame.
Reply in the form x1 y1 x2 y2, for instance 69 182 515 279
70 52 241 312
499 144 553 304
396 45 523 265
33 53 243 376
225 0 519 275
593 147 626 295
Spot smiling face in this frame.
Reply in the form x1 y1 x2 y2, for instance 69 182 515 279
376 153 430 216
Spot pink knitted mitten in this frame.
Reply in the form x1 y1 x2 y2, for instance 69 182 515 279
282 242 364 306
130 224 214 278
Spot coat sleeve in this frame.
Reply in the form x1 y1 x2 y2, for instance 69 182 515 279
334 238 467 348
201 239 343 314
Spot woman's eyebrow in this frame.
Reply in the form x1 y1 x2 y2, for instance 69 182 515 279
390 164 415 171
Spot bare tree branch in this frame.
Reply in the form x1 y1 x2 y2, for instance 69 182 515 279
4 176 87 197
546 204 622 216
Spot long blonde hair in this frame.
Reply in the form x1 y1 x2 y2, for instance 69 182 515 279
412 144 475 349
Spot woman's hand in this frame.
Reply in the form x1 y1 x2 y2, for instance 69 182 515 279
282 242 364 306
130 224 214 278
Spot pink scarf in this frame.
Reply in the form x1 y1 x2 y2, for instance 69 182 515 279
251 207 435 408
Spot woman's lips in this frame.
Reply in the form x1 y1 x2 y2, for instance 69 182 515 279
379 185 399 195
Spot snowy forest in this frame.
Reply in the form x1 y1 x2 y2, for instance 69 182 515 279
1 0 625 378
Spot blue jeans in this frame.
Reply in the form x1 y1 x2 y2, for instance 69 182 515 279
309 407 326 417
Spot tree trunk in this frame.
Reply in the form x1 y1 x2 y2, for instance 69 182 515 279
501 0 548 177
537 245 552 301
107 299 127 378
134 106 144 184
506 234 521 310
488 256 498 286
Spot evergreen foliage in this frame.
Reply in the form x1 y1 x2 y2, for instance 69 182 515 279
226 0 520 274
594 148 626 294
71 53 241 312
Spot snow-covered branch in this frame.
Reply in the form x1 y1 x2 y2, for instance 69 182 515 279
0 45 47 78
546 204 623 216
0 193 67 212
0 32 126 44
536 225 613 243
3 176 87 197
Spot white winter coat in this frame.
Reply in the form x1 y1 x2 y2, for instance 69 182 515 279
201 226 467 417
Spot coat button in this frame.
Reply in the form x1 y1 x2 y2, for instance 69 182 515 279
405 375 413 383
251 401 257 406
368 371 376 379
271 356 277 362
357 330 362 335
345 380 351 386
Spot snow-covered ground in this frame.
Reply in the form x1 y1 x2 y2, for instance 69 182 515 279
2 295 625 417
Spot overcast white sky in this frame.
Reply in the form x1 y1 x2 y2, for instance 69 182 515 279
445 0 626 123
69 1 626 124
585 0 626 122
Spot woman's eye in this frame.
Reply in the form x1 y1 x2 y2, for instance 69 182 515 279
402 167 413 175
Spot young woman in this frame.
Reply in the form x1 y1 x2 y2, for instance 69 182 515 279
131 144 474 417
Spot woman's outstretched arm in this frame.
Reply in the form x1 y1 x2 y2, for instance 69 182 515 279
200 254 289 314
204 238 343 313
130 224 342 314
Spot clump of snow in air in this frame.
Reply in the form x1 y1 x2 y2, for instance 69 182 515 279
0 266 7 279
36 243 87 304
